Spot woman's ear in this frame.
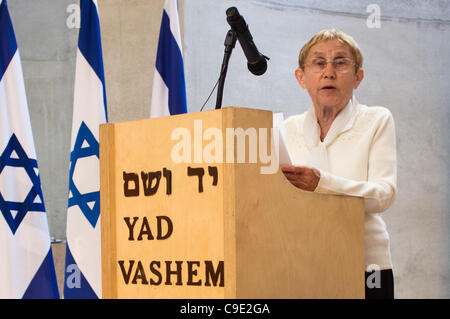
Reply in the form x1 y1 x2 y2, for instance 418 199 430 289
353 68 364 89
295 67 307 89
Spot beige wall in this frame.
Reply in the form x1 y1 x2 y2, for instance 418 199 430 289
99 0 184 123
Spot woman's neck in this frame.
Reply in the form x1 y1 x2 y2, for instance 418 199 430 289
315 104 345 142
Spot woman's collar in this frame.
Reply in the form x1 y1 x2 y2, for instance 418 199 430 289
303 96 360 148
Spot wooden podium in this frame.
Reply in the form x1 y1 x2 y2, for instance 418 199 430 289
99 107 364 299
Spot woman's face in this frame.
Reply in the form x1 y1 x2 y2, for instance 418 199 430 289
295 39 364 112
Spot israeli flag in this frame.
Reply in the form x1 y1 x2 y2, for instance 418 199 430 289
64 0 107 299
0 0 59 299
150 0 187 117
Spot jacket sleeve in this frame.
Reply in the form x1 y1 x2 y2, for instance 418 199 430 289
314 109 397 214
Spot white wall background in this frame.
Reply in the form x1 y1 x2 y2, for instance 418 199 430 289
183 0 450 299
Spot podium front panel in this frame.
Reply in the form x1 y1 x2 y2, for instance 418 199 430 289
100 107 364 299
101 110 228 298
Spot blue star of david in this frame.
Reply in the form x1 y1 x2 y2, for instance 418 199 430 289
0 134 45 234
68 121 100 228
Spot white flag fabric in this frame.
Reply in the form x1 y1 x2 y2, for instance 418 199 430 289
150 0 187 117
64 0 107 299
0 0 59 299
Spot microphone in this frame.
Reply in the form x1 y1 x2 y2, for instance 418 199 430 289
226 7 268 76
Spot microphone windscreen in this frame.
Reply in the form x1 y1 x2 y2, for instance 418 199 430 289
248 59 267 76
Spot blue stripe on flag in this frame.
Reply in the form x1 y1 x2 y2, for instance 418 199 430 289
22 247 60 299
155 10 187 115
78 0 108 121
0 0 17 81
64 244 98 299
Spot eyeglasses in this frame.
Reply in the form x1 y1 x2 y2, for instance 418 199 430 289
304 57 356 73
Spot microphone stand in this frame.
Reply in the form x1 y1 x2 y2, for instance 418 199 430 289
215 29 237 110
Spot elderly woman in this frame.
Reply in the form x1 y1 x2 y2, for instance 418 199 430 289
281 29 397 299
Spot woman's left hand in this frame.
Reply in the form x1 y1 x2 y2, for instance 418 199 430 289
281 164 321 192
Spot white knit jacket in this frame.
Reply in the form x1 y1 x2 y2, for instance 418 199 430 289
282 97 397 270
